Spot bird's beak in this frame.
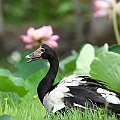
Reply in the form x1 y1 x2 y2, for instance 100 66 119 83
25 47 43 63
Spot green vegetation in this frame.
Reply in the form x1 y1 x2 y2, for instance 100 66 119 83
0 43 120 119
2 0 74 23
0 93 117 120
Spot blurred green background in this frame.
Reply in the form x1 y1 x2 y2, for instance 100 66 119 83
0 0 117 69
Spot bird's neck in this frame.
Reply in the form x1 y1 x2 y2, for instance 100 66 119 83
37 55 59 103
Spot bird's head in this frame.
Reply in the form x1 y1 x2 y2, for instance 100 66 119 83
25 44 55 62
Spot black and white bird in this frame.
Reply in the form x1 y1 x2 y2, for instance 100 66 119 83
26 44 120 113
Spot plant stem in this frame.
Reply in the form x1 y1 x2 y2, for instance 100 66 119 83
112 4 120 44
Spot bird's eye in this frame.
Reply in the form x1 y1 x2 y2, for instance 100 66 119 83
41 48 45 52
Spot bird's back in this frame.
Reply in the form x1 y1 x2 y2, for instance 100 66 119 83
43 75 120 113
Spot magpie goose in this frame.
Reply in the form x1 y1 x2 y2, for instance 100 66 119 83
26 44 120 113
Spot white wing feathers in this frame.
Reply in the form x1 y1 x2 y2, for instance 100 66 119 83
97 88 120 104
58 75 86 87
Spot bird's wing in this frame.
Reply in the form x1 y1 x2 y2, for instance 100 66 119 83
63 75 120 111
43 75 120 113
63 85 106 108
58 75 104 88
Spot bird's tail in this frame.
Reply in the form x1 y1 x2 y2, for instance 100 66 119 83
108 103 120 113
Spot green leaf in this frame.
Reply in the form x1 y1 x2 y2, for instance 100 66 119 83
0 69 28 97
13 50 47 79
59 50 77 74
25 68 62 94
74 44 95 75
95 43 109 56
109 44 120 54
90 52 120 92
57 1 73 15
0 114 12 120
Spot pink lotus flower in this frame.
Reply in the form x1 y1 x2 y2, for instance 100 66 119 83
20 25 60 49
93 0 120 19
